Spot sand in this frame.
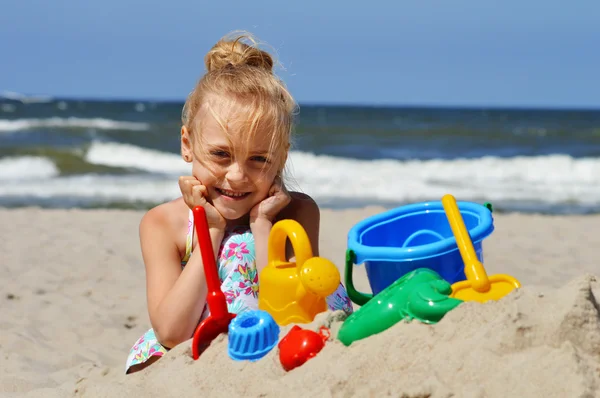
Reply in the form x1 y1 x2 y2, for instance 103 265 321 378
1 207 599 397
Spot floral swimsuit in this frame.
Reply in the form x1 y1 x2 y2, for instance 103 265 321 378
124 210 354 373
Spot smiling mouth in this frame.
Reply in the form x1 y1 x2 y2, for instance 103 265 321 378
216 188 251 199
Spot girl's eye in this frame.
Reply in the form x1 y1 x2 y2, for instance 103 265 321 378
211 150 230 158
251 155 269 163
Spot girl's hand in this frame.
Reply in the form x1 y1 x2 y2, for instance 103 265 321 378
179 176 226 231
250 176 291 224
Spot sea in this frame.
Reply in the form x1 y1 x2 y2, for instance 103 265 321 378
1 92 600 214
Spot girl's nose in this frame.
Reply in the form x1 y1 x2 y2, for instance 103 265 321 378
225 161 248 182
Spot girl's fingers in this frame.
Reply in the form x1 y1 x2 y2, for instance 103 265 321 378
191 184 207 205
269 179 282 197
178 176 189 193
198 185 208 197
179 176 197 184
179 176 200 194
179 176 208 210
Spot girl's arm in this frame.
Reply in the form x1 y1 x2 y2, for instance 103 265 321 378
139 205 224 349
251 218 273 274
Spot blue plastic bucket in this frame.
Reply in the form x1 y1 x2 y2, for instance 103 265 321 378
347 200 494 298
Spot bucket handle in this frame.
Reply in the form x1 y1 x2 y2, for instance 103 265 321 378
402 230 445 248
344 249 373 306
484 202 493 213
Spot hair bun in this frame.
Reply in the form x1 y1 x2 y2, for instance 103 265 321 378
204 32 274 74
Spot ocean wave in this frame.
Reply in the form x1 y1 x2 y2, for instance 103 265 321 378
85 141 188 174
0 117 149 132
0 156 59 180
2 141 600 208
287 151 600 204
0 91 54 104
0 174 179 202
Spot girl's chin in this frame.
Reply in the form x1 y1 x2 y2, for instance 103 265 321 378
213 203 252 221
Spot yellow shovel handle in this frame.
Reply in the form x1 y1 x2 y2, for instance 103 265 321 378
267 219 313 272
442 194 491 292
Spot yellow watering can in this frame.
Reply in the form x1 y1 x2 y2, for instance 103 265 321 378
258 219 341 326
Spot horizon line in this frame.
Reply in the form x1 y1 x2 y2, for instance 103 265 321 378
2 90 600 112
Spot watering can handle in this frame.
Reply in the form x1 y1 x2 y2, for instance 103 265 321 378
344 249 373 306
267 219 313 272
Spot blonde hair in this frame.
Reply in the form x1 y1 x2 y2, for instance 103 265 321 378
182 31 297 173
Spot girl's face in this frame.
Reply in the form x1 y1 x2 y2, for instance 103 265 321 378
181 102 283 221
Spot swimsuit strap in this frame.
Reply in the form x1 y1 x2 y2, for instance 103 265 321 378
181 208 194 266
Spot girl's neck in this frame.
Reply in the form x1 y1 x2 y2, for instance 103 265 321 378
225 213 250 229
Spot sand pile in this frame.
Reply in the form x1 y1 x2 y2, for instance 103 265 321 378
65 275 600 398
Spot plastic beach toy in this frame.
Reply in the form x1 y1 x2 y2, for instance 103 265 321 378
338 267 462 346
442 194 521 303
258 219 340 325
345 200 494 306
227 309 280 362
278 325 330 371
191 206 236 360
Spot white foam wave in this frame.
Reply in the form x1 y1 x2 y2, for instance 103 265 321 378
0 156 59 180
0 117 149 132
287 152 600 205
0 174 180 203
1 91 53 103
85 142 189 174
2 142 600 207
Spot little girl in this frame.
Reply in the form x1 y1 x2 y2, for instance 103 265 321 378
125 31 353 374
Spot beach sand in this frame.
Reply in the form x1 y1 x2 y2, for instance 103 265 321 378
1 207 599 397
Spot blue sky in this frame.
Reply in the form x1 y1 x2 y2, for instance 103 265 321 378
1 0 599 108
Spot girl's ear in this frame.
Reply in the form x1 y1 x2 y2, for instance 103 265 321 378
181 126 193 163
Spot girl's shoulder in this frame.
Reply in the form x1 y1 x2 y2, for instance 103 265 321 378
139 197 189 259
276 191 320 222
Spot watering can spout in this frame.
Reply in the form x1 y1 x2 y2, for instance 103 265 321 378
258 220 340 325
299 257 340 296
